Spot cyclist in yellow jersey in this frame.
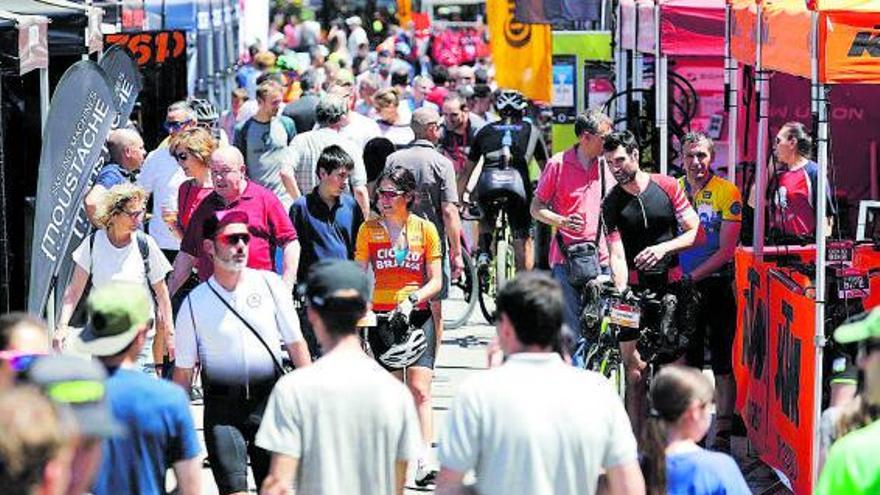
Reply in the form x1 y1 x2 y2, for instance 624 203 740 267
355 166 442 487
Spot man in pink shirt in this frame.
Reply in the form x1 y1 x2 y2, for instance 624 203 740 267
531 110 613 333
168 147 300 295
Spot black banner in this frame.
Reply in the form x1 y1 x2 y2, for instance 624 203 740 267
27 61 117 314
52 46 144 315
514 0 602 25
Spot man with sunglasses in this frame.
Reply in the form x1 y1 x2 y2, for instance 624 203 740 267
817 309 880 494
84 128 147 224
137 101 197 263
0 312 49 389
174 210 310 495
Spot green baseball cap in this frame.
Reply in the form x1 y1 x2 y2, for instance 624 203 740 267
834 308 880 344
74 282 151 357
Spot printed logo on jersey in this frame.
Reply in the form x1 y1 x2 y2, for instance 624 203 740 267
376 248 424 271
246 293 262 308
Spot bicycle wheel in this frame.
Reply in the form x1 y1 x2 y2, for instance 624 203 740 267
443 251 478 329
494 212 515 294
477 262 497 323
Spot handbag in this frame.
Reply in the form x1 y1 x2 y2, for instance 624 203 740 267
206 274 290 427
556 156 606 287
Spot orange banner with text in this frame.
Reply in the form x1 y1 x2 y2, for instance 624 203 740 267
486 0 552 102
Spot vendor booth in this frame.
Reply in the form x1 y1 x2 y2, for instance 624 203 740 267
729 1 880 493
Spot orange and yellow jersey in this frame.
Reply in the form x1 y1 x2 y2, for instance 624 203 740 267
355 214 442 312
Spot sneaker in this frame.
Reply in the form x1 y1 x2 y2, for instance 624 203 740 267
414 459 438 489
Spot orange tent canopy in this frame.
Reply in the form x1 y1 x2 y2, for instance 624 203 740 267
809 0 880 10
729 0 757 65
761 0 811 78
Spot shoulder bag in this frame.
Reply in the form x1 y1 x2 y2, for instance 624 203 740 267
556 157 605 287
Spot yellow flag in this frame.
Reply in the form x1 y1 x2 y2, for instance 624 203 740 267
397 0 413 27
487 0 552 102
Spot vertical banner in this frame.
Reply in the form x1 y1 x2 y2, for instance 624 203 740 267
733 248 771 454
766 270 816 495
27 61 117 314
53 46 144 315
397 0 413 27
487 0 552 102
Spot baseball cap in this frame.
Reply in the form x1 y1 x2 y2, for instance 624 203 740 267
835 308 880 344
305 260 371 309
74 282 151 357
202 210 250 240
24 355 124 438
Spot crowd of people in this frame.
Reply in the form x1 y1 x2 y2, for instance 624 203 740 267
1 10 878 495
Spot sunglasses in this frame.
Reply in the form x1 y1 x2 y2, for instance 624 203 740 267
0 351 45 373
163 119 193 133
219 233 251 245
174 151 189 162
378 189 405 199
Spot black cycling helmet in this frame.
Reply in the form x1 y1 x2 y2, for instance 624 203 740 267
494 89 528 118
190 98 219 125
368 314 428 369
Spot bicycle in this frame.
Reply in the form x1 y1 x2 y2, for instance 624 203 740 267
471 196 516 324
441 230 478 330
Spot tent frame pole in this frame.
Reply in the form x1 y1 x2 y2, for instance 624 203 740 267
655 2 668 175
753 4 768 257
811 10 827 493
726 4 738 185
615 1 628 130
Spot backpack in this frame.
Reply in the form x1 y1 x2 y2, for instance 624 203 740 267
234 115 297 159
69 231 154 327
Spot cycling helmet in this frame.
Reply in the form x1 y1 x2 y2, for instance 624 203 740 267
190 98 219 125
369 315 428 369
494 89 528 117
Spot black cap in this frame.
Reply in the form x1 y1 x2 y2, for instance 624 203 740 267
305 260 371 308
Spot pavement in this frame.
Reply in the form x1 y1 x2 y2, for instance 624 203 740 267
180 305 791 494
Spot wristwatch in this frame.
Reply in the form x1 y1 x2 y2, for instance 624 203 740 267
408 293 419 305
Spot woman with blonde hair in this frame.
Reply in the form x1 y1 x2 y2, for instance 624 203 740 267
642 365 749 495
55 183 174 376
373 87 415 146
168 127 217 239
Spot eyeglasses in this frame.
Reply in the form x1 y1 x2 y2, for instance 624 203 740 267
210 168 241 177
163 119 193 133
174 151 189 162
775 136 786 144
219 233 251 245
378 189 405 199
121 209 144 219
0 350 45 373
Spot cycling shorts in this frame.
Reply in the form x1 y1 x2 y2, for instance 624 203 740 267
684 275 737 375
475 166 532 239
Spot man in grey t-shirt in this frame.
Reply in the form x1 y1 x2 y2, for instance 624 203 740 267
234 80 298 210
436 273 646 495
257 260 421 495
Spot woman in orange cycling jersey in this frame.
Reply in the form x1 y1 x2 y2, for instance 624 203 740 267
355 166 442 486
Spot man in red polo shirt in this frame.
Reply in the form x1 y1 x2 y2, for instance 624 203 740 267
168 146 300 295
531 110 613 333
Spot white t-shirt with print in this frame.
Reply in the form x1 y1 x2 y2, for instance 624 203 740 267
439 353 638 495
71 229 171 291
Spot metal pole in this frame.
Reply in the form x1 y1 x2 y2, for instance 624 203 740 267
753 4 768 257
726 3 738 185
655 2 668 175
615 0 628 129
811 10 827 493
39 68 49 131
633 4 642 107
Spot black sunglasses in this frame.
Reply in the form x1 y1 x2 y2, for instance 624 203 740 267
219 233 251 245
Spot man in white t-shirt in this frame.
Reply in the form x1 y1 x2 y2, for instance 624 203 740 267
138 101 196 262
328 81 382 153
257 259 421 495
173 211 311 495
436 272 646 495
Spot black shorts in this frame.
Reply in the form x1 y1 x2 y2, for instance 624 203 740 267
475 166 532 239
368 310 437 371
685 275 737 375
202 381 274 494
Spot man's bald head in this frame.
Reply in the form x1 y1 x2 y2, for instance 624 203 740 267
106 128 146 169
411 107 443 141
211 145 245 169
210 146 247 202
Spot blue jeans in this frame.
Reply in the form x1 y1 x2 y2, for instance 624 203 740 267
552 264 581 341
